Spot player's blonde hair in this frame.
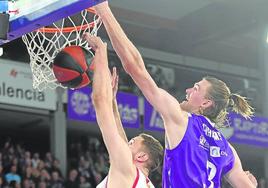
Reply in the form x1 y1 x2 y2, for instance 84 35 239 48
202 76 254 128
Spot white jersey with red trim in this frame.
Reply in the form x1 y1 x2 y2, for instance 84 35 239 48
96 168 155 188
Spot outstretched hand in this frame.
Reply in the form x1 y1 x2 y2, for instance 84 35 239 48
111 67 119 100
83 33 107 52
83 33 108 74
84 33 111 106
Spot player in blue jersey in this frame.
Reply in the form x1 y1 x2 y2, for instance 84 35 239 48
94 2 257 188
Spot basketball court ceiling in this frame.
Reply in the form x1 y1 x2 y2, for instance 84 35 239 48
96 0 268 70
111 0 214 20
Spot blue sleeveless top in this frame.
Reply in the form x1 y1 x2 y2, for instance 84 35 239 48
162 113 234 188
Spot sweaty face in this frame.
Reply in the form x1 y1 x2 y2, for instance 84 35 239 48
180 79 212 113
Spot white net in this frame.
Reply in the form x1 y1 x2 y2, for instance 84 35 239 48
22 9 102 91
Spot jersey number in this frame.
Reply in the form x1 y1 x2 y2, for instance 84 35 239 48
207 161 216 188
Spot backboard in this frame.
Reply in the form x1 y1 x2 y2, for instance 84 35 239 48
0 0 105 45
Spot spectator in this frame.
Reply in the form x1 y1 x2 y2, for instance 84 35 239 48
22 179 35 188
30 168 41 186
31 153 40 169
77 157 96 187
36 161 45 172
22 167 34 182
37 181 46 188
64 169 79 188
8 180 21 188
49 171 63 188
79 175 91 188
44 152 53 171
38 169 50 185
51 159 62 178
20 151 31 174
5 165 21 185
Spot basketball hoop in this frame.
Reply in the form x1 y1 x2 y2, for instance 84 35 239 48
22 8 102 91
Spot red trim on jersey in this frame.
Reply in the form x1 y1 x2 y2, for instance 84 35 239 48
132 168 140 188
105 168 139 188
105 177 108 188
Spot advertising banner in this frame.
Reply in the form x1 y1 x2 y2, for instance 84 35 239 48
222 113 268 147
68 87 140 128
143 99 164 131
0 60 56 110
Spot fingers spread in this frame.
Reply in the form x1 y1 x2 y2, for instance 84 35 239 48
83 33 105 51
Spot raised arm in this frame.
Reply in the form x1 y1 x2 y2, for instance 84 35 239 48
225 144 256 188
94 2 188 148
85 34 135 175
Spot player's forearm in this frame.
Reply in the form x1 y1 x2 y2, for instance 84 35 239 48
95 108 134 172
99 7 144 74
92 50 112 106
226 171 256 188
95 109 120 152
228 178 256 188
112 99 128 143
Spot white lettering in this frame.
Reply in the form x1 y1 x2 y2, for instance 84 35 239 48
234 117 268 136
149 109 164 129
203 124 222 140
118 104 138 124
0 82 45 102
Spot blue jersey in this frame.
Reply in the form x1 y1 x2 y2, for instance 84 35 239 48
162 113 234 188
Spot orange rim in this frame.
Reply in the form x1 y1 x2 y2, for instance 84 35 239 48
37 8 97 33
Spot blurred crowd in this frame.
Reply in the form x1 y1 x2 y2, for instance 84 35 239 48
0 136 162 188
0 136 265 188
68 137 162 187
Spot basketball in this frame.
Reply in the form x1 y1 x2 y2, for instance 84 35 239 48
52 46 94 89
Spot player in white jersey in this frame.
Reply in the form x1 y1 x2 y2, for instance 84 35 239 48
97 168 155 188
84 34 163 188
